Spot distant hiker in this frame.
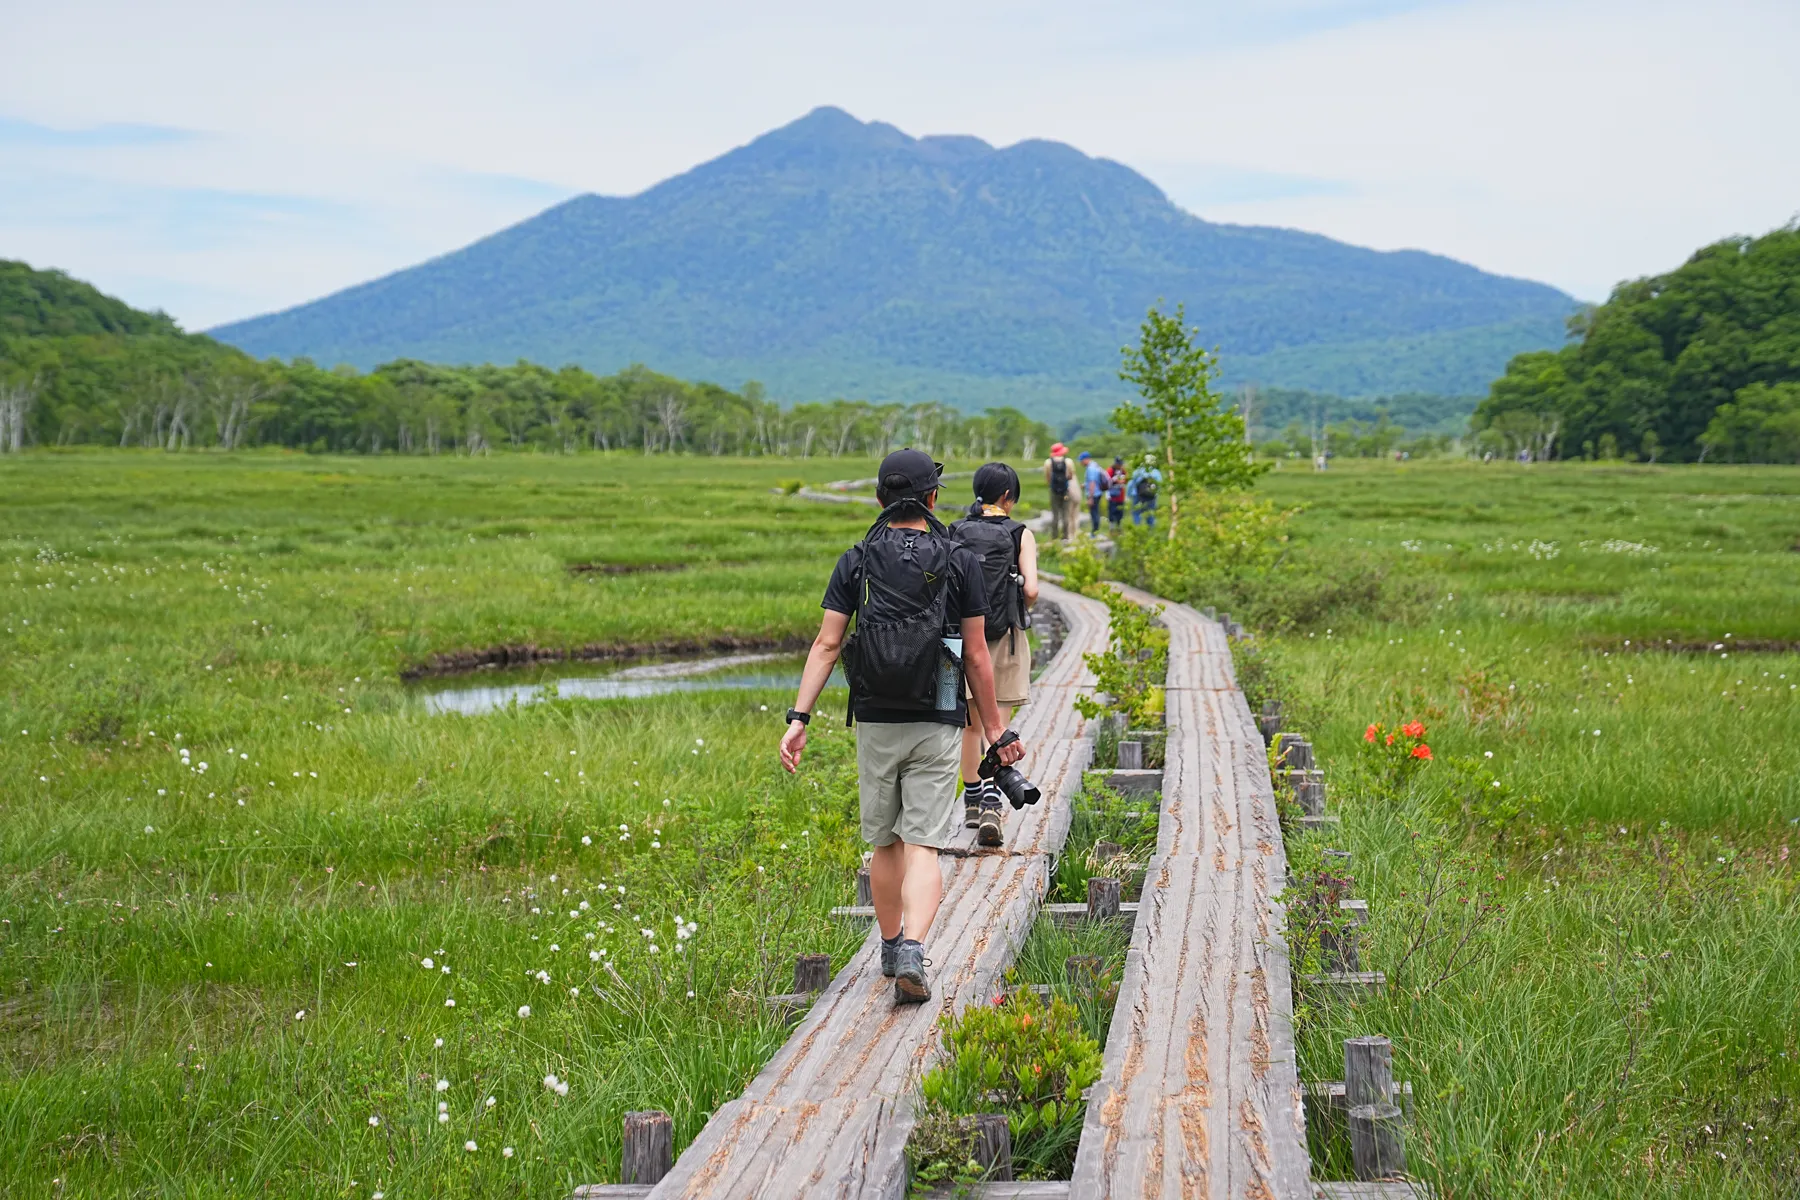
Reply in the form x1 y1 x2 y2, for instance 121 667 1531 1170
1043 443 1079 541
1081 452 1105 534
1128 454 1163 528
1106 457 1128 533
951 463 1039 848
781 448 1026 1005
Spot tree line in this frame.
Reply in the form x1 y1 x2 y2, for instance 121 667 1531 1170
1472 222 1800 463
0 262 1054 460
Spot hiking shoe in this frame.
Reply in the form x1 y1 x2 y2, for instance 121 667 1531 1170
893 940 931 1004
963 786 983 829
976 803 1004 848
879 937 900 978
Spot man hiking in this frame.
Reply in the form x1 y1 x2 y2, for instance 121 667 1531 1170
780 449 1026 1004
1105 456 1128 533
1081 451 1105 534
951 463 1039 847
1042 443 1079 542
1128 453 1163 527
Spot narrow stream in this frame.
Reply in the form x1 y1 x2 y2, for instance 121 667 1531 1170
418 652 840 715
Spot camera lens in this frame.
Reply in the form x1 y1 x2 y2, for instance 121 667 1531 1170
990 765 1041 810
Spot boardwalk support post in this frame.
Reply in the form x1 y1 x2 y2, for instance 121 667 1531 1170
1348 1102 1406 1179
1116 739 1144 770
1093 841 1123 864
1086 876 1121 922
621 1110 673 1185
973 1114 1014 1181
1345 1035 1394 1109
795 954 831 994
1066 955 1104 988
855 866 872 907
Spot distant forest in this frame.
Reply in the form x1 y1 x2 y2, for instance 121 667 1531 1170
0 262 1053 460
1473 223 1800 463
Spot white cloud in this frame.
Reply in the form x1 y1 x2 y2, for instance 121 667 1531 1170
1 0 1791 326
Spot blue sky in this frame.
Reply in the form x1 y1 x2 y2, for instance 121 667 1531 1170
2 0 1795 329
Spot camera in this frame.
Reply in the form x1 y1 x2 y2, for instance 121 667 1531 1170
979 730 1040 810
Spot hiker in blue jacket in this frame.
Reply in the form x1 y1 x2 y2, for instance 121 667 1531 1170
1128 454 1164 528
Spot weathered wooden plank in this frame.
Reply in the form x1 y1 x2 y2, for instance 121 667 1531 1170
643 584 1110 1200
1072 588 1311 1200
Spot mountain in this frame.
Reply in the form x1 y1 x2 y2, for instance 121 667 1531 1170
212 106 1578 416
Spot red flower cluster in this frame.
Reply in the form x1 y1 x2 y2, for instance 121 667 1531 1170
1362 718 1433 773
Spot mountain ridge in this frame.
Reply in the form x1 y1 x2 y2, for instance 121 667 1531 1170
213 106 1577 414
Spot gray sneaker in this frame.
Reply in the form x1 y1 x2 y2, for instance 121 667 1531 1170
880 937 900 977
893 940 931 1004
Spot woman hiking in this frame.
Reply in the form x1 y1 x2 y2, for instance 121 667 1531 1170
780 449 1026 1004
951 462 1039 847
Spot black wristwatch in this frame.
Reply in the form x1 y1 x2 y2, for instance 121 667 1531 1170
785 708 812 727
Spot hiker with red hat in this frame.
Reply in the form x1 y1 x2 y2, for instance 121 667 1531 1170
1041 443 1080 542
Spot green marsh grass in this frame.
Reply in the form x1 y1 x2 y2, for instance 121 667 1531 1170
1256 460 1800 1197
0 452 915 1196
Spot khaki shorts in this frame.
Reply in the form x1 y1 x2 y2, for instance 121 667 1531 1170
856 721 962 848
967 627 1032 708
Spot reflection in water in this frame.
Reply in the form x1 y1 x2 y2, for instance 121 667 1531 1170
421 652 839 716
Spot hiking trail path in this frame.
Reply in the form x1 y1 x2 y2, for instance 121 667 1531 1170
589 580 1317 1199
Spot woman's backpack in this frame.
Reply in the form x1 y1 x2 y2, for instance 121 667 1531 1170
950 514 1027 642
1135 471 1158 502
1049 457 1071 497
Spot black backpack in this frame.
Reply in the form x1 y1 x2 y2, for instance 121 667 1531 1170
1049 457 1070 497
839 508 959 721
1135 471 1158 502
951 514 1028 642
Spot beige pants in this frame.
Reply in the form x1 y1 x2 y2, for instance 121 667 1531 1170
856 721 962 848
1052 493 1081 540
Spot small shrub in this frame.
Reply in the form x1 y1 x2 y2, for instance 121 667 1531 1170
1073 588 1166 729
915 988 1103 1181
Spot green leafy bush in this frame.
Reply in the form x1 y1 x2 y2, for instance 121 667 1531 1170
915 989 1104 1181
1072 588 1166 728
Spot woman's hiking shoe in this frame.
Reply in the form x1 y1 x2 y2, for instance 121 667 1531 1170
893 940 931 1004
963 784 984 828
976 803 1005 847
880 934 901 977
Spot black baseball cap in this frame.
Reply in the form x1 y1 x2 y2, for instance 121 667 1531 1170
877 447 942 498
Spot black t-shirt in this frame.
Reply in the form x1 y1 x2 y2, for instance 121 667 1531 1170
822 526 989 726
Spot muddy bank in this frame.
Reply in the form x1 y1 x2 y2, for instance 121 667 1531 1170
1592 636 1800 655
401 633 813 681
565 561 690 576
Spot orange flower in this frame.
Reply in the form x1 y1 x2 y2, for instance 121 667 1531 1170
1411 744 1432 760
1020 1012 1034 1029
1364 724 1379 742
1401 720 1426 738
1385 734 1396 746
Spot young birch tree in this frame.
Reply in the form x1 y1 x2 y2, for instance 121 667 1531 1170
1114 303 1267 538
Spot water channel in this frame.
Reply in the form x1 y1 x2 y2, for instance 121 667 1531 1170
418 652 841 716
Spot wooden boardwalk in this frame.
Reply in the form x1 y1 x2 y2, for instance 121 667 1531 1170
646 582 1111 1200
1069 587 1311 1200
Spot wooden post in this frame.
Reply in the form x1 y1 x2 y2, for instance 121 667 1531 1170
1348 1102 1406 1179
1321 923 1358 973
855 866 872 907
1116 740 1143 770
794 954 831 994
1275 732 1301 769
621 1110 674 1184
1294 740 1316 771
1299 773 1325 817
1087 876 1122 921
1344 1035 1394 1109
1094 840 1123 863
1203 605 1217 621
973 1114 1014 1181
1065 955 1104 987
